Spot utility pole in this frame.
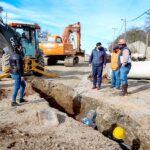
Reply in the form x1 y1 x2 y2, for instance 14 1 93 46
145 32 149 59
112 27 117 52
121 18 127 41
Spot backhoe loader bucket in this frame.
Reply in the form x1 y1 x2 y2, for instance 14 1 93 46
24 58 59 78
0 72 10 80
0 58 58 80
0 67 10 80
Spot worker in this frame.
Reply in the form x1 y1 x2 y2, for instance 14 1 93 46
21 32 29 43
110 46 121 89
89 42 107 90
9 45 27 106
102 124 141 150
118 39 132 96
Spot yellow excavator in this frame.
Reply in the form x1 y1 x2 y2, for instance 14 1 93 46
0 17 58 79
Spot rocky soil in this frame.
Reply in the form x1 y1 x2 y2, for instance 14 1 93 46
0 77 121 150
0 62 150 149
31 62 150 150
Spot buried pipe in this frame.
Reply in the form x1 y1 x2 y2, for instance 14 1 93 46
108 61 150 79
128 61 150 79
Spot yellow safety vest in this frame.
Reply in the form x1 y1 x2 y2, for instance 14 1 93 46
111 50 121 70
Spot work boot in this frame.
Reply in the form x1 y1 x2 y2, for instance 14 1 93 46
11 102 19 107
125 84 128 94
120 85 126 96
110 85 115 88
116 87 120 90
19 98 28 103
97 86 101 90
92 86 97 89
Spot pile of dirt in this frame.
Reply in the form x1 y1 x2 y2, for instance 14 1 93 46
102 74 110 84
24 80 36 96
87 73 110 84
0 94 121 150
0 89 9 100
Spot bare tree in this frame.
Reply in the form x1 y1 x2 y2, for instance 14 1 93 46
0 6 3 13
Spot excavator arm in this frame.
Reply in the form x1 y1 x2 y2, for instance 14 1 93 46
0 17 22 74
0 18 21 55
62 22 81 51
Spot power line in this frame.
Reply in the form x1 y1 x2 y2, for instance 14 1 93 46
128 8 150 22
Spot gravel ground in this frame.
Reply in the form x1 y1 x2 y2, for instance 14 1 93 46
0 77 120 150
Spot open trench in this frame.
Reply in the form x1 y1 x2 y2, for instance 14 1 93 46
31 78 150 150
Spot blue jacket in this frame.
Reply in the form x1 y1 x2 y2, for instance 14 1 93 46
9 51 24 76
89 47 107 66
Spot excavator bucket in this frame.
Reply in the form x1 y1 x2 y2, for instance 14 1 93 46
0 59 58 80
0 68 10 80
0 72 10 80
24 58 59 78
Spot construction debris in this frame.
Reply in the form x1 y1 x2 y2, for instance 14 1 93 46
0 89 9 100
37 109 59 127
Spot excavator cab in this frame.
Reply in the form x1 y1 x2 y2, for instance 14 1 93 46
0 19 58 78
39 22 85 66
9 23 41 58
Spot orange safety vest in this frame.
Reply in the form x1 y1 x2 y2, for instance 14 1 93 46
111 50 121 70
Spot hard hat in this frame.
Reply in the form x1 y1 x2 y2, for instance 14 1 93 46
118 39 126 45
113 127 125 140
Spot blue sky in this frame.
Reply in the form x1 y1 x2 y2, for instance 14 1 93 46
0 0 150 54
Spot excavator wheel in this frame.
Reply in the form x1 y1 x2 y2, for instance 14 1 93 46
74 57 79 64
64 56 79 67
64 57 74 67
0 58 2 72
33 55 45 76
38 55 45 66
0 32 13 73
1 53 10 73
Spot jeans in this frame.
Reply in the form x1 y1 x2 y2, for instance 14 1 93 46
120 64 131 86
111 69 120 88
11 74 26 102
92 65 103 87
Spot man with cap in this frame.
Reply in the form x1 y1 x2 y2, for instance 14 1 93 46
110 46 121 89
89 42 107 90
9 45 27 106
118 39 132 96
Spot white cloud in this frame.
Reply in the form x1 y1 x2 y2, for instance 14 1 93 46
0 2 64 28
0 0 148 53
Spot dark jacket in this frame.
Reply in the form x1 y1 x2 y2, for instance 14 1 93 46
89 47 107 66
9 51 24 76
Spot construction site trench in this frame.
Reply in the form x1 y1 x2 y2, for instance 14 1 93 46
1 63 150 150
31 64 150 150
